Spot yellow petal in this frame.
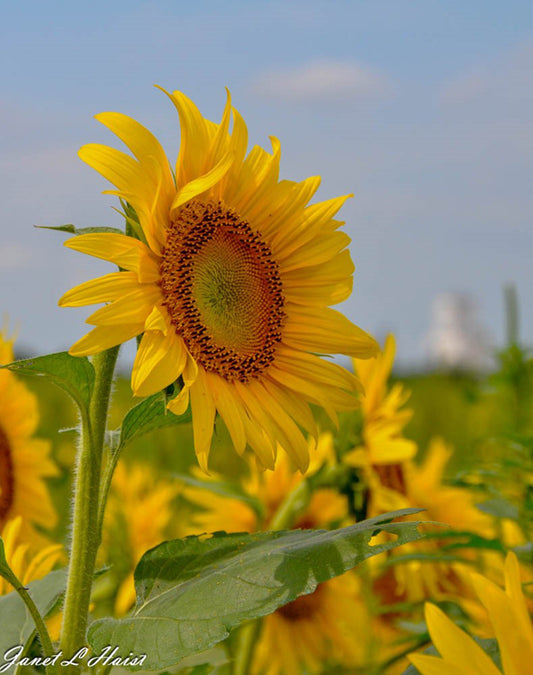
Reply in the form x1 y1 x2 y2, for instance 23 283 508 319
424 603 500 675
206 373 247 455
471 558 533 675
408 653 471 675
58 271 140 307
132 330 188 397
64 234 160 282
283 306 379 358
189 368 216 473
171 150 234 211
161 88 212 184
95 112 173 187
144 304 170 333
69 323 144 356
167 386 190 416
85 286 161 326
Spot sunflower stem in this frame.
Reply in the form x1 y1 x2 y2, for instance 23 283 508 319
268 479 311 531
232 619 262 675
3 570 57 673
60 346 119 672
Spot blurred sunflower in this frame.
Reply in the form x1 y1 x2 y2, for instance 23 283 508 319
0 330 59 545
181 433 370 675
409 552 533 675
102 462 180 615
59 88 378 472
0 516 62 595
370 438 495 610
346 334 417 472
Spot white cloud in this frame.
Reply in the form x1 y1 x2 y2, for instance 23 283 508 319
439 41 533 108
251 60 392 102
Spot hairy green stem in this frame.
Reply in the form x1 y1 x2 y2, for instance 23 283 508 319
60 347 119 672
4 569 57 673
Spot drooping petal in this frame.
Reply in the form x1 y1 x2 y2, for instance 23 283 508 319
171 151 234 212
206 372 247 455
132 330 188 397
189 367 216 472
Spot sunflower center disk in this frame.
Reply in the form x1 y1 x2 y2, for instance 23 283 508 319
0 425 14 523
160 200 285 382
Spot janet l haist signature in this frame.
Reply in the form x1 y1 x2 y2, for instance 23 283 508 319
0 645 147 671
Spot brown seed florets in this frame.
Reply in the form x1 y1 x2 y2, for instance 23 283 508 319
160 200 286 382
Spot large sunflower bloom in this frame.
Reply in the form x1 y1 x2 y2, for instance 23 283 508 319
408 552 533 675
59 88 378 472
0 330 59 545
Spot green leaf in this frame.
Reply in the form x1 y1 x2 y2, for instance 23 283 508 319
0 569 66 669
0 352 94 414
35 224 124 235
117 391 192 452
477 498 520 521
89 509 427 671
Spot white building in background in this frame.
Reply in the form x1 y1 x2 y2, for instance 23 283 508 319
425 293 493 371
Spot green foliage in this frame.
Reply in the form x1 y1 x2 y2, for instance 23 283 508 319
35 224 124 235
0 352 94 414
0 569 66 667
88 509 426 671
116 388 192 451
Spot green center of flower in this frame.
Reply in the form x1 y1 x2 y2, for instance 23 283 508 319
160 200 285 382
0 425 14 524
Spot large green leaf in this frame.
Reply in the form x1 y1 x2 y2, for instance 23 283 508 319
0 569 66 669
0 352 94 413
89 509 427 670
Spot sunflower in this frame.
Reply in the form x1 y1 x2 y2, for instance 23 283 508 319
59 88 378 472
408 552 533 675
102 462 180 615
0 330 59 545
346 334 417 471
0 516 62 595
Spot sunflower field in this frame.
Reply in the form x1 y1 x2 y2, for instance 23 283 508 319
1 89 532 675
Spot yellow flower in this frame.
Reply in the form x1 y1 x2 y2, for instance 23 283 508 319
103 462 180 614
182 433 369 674
347 334 417 468
252 574 369 675
182 432 346 534
0 516 62 595
59 88 378 472
0 330 59 545
409 552 533 675
370 438 494 608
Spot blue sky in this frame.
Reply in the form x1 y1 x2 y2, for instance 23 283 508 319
2 0 533 366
